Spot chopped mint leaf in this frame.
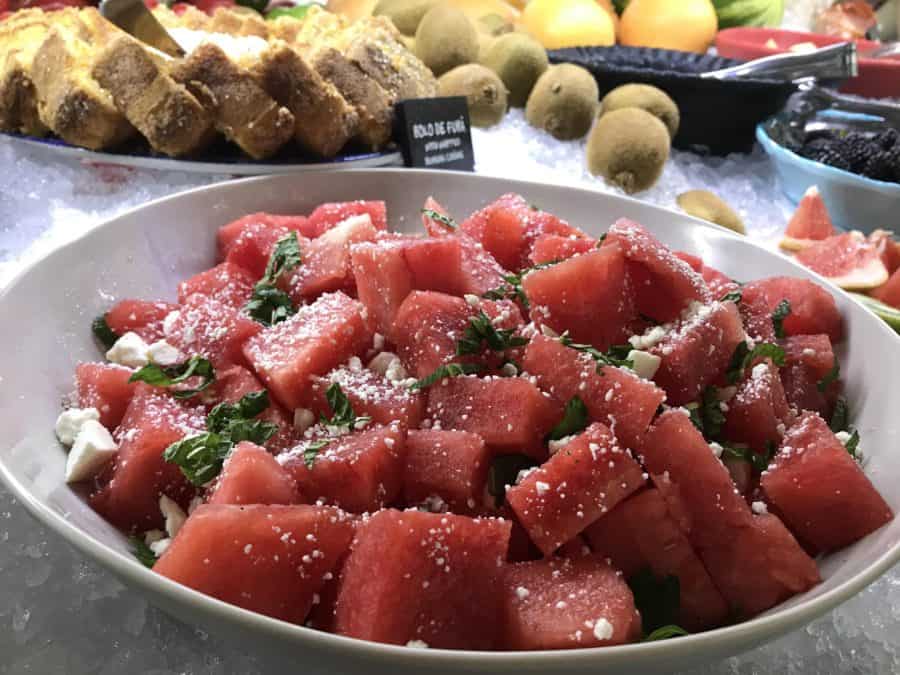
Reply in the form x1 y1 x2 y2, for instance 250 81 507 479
687 386 725 439
483 261 560 308
92 314 119 350
321 383 371 429
129 355 216 399
843 429 860 458
721 441 775 472
263 232 302 284
726 342 785 384
207 390 271 433
130 536 159 568
720 289 742 304
817 359 840 392
456 310 527 356
421 208 457 230
487 454 538 507
163 432 233 486
547 396 589 441
245 232 302 326
559 333 634 370
628 569 681 635
410 362 484 390
643 625 690 642
829 397 850 433
771 299 792 339
303 440 331 469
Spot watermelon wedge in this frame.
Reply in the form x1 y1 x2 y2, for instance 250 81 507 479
207 442 302 506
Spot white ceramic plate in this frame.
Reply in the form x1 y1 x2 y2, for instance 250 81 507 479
1 170 898 675
1 132 403 175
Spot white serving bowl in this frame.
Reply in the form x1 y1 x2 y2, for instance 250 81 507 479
1 170 898 674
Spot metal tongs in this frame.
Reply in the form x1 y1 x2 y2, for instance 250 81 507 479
99 0 186 58
701 42 859 85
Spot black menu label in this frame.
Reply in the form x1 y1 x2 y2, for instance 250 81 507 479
393 97 475 172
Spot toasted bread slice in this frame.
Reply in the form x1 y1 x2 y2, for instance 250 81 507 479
0 11 52 134
170 40 294 159
92 34 215 157
208 7 269 38
153 4 210 31
75 7 124 47
246 40 359 158
29 23 135 150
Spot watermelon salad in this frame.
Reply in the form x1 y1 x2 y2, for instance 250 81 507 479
55 194 893 651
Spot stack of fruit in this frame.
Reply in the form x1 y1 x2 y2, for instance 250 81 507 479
797 129 900 185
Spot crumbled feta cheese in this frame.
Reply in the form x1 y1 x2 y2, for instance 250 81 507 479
516 467 537 484
188 496 204 515
464 294 481 307
709 442 724 458
835 431 852 444
347 356 363 372
65 420 117 483
372 333 385 352
405 640 429 649
147 340 181 366
548 435 574 454
515 586 530 600
750 362 769 380
629 325 667 350
535 481 550 496
751 501 768 515
627 349 662 380
159 495 187 539
593 617 614 641
500 362 519 377
539 323 559 338
293 408 315 433
385 357 408 384
162 310 181 337
149 537 171 556
143 529 165 546
55 407 100 445
106 331 150 368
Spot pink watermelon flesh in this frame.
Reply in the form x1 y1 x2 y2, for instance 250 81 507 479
872 267 900 309
105 299 177 343
165 294 261 369
207 442 302 506
224 222 299 279
90 384 205 531
741 277 843 342
522 334 666 451
674 251 737 299
177 262 256 310
332 509 511 649
780 363 832 418
500 555 641 650
216 212 311 262
784 189 835 241
154 504 355 625
425 375 561 458
243 291 373 411
75 362 137 430
649 300 746 407
795 233 885 282
529 234 597 265
782 334 835 381
761 412 893 554
523 245 637 351
722 359 793 454
584 488 729 631
604 219 711 322
403 236 467 295
278 424 406 514
305 201 387 238
506 422 646 556
641 411 820 618
403 429 491 513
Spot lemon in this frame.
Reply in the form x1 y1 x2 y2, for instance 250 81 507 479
620 0 718 54
522 0 616 50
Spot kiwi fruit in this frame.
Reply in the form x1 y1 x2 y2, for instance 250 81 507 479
525 64 598 141
439 64 508 128
677 190 746 235
480 32 549 108
586 107 670 194
478 13 513 36
415 4 480 77
373 0 439 36
600 84 680 139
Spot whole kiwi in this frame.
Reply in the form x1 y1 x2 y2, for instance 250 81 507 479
525 64 598 141
439 64 508 127
677 190 746 234
480 32 549 108
373 0 439 36
586 107 671 194
415 4 480 77
600 84 680 139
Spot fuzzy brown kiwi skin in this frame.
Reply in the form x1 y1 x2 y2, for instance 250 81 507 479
600 83 681 139
373 0 439 36
525 64 598 141
480 33 548 108
677 190 746 234
586 107 671 194
414 4 480 77
438 64 508 128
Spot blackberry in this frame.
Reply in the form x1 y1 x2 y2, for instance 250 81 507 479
813 148 853 172
836 132 876 173
877 128 899 151
799 136 831 160
862 153 895 182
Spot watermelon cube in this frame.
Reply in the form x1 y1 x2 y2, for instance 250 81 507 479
604 219 710 322
529 234 597 266
521 334 666 451
243 292 373 411
782 334 836 381
641 410 820 617
207 442 302 506
105 299 178 343
350 239 415 335
278 424 406 513
425 375 561 457
403 429 492 512
303 366 425 429
722 359 792 454
305 200 387 238
332 509 511 649
761 412 893 553
523 245 636 351
507 422 646 555
402 237 467 295
284 213 379 302
75 362 137 430
741 277 843 343
649 300 745 406
165 293 261 369
90 384 206 531
216 212 311 262
673 251 737 299
224 222 298 279
153 504 355 625
780 363 832 418
583 488 729 631
500 555 641 649
177 262 256 310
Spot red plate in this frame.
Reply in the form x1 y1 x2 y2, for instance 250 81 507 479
716 27 900 100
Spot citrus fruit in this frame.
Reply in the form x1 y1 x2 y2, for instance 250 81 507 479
795 232 889 291
869 229 900 275
870 267 900 310
522 0 616 50
780 186 836 252
620 0 718 54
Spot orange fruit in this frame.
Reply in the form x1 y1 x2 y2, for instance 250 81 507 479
620 0 718 54
522 0 616 50
596 0 620 37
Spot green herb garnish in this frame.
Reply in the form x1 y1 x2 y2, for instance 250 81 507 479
628 569 685 637
725 342 786 384
410 362 484 390
817 359 840 392
482 260 560 308
843 429 860 458
771 299 792 339
92 314 120 350
130 536 159 568
487 454 539 507
456 310 527 356
559 333 634 370
686 386 725 439
829 397 850 433
163 433 235 486
643 625 690 642
303 439 331 469
320 383 371 430
720 289 742 304
129 355 216 399
244 232 302 326
422 208 457 230
547 396 589 441
720 440 775 472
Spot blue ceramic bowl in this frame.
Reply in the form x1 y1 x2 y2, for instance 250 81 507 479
756 124 900 234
